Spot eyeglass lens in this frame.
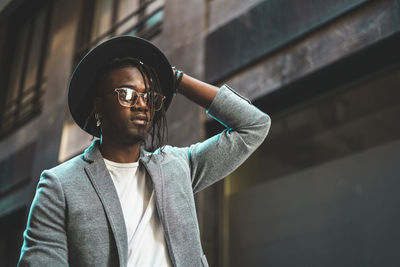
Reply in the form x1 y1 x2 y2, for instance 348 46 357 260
116 88 164 111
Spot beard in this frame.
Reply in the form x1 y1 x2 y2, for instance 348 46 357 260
102 117 152 146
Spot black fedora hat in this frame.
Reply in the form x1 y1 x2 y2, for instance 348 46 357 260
68 35 174 137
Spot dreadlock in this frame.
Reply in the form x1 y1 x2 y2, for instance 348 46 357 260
90 57 168 152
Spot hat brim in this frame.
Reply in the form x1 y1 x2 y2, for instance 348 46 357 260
68 35 174 137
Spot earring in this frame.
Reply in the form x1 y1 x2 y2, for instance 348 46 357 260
95 113 102 127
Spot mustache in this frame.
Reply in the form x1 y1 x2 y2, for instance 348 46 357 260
130 114 149 122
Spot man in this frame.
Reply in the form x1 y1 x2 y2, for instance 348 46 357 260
19 36 271 266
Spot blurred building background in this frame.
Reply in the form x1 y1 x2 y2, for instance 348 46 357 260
0 0 399 266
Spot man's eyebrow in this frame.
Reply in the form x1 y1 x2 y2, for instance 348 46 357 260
117 84 137 89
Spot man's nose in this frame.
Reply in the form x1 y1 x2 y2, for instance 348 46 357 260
132 94 148 111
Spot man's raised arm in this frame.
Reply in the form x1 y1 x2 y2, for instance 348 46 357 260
172 70 271 193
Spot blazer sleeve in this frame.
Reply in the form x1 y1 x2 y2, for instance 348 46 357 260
18 170 69 266
188 84 271 194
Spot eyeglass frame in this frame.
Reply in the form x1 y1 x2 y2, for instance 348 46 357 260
104 87 166 111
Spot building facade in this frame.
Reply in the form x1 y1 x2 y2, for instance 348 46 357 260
0 0 399 266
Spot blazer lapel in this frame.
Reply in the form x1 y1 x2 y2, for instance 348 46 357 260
83 141 128 267
138 148 178 265
138 147 164 221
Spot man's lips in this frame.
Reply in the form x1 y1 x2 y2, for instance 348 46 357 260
130 114 149 125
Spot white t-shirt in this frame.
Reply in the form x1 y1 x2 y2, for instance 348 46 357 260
103 158 172 267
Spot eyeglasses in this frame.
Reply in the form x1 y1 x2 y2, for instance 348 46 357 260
105 87 165 111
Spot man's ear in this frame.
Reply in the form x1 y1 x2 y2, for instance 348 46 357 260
94 96 103 114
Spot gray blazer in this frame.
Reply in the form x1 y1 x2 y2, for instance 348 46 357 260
19 85 271 267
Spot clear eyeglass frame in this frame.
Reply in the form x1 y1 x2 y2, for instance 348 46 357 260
105 87 165 111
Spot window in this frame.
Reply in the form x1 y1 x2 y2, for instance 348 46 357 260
0 2 52 139
75 0 164 64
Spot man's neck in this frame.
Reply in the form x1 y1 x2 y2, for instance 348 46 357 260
99 138 142 163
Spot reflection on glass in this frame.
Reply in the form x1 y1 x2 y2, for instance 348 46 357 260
91 0 113 42
116 0 140 34
145 0 163 17
118 0 140 21
24 4 48 94
145 9 163 28
7 21 30 107
125 28 137 36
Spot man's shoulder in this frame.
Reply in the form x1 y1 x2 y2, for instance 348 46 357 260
44 152 87 179
142 145 190 167
153 145 189 159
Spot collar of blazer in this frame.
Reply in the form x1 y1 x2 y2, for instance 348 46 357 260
83 139 154 163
